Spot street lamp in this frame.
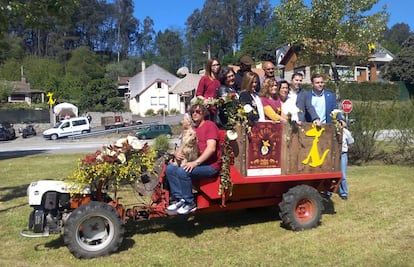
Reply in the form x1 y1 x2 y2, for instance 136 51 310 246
163 104 166 124
202 44 211 60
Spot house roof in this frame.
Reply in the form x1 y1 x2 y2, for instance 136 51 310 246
229 64 265 78
10 80 44 94
117 76 130 86
279 41 394 67
372 42 395 63
129 64 180 98
170 73 202 94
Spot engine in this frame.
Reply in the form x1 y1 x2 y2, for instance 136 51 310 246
22 180 90 237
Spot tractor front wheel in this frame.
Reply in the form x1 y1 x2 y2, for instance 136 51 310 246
279 185 323 231
64 201 124 259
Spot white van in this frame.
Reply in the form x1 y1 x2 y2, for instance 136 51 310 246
43 117 91 140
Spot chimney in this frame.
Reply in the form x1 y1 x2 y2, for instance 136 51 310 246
141 61 146 71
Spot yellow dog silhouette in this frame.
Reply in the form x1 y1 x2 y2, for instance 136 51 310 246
302 124 330 167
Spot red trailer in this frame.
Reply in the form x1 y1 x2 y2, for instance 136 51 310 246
21 121 342 258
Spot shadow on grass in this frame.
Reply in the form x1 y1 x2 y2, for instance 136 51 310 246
321 196 336 215
124 207 280 240
0 149 48 160
36 203 337 255
0 184 29 202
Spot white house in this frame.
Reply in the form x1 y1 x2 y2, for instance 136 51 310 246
128 63 181 116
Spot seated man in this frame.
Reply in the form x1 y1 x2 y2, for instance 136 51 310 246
166 104 222 215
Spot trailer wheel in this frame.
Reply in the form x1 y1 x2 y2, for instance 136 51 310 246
279 185 323 231
64 201 124 259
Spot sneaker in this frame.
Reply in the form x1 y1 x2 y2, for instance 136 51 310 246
340 195 348 200
177 202 197 215
166 199 185 212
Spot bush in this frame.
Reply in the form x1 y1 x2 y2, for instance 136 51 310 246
156 108 167 116
348 100 414 165
339 81 400 101
145 109 155 116
169 108 180 115
153 135 171 155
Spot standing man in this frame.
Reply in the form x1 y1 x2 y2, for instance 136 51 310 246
234 55 260 93
290 72 320 125
309 74 346 126
339 127 354 200
166 104 222 215
260 61 280 85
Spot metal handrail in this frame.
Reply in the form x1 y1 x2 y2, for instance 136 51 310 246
69 122 157 139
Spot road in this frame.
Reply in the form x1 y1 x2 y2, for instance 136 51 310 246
0 115 181 159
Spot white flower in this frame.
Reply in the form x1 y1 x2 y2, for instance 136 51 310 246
331 109 342 116
115 137 127 148
243 104 253 113
226 130 238 140
130 139 144 150
117 153 126 164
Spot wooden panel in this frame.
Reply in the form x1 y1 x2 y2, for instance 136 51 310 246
231 122 341 176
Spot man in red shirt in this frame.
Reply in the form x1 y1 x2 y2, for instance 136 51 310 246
166 104 222 215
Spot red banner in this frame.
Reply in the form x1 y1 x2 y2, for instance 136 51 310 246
247 122 283 176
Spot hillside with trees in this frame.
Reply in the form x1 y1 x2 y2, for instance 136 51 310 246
0 0 411 111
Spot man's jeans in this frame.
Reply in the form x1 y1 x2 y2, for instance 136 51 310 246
166 164 218 203
339 152 348 197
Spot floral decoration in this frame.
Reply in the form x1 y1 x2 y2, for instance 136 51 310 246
66 135 156 194
218 133 234 198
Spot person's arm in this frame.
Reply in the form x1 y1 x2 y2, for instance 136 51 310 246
263 105 283 121
195 76 206 96
304 92 320 123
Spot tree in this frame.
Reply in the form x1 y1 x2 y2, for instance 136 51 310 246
382 23 411 54
384 23 411 45
79 78 121 112
275 0 389 83
22 56 64 89
0 80 13 102
113 0 138 61
383 35 414 85
66 46 105 83
154 30 184 73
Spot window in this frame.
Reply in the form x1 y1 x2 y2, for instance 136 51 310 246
151 96 157 105
72 119 87 126
157 82 162 88
159 96 166 105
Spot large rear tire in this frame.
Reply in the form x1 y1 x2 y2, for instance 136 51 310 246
64 201 124 259
279 185 323 231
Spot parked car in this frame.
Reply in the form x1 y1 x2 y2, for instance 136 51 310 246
135 124 172 139
43 117 91 140
0 121 16 141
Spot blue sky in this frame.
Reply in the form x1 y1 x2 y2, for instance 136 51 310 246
132 0 413 32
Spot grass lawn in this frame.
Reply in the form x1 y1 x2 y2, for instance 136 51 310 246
0 154 413 267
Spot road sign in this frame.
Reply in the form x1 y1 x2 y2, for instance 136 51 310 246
342 99 353 114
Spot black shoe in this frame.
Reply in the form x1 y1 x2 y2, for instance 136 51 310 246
340 195 348 200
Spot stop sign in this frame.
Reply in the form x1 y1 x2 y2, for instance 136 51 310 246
342 99 353 113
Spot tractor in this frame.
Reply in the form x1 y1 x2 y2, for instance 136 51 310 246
20 122 342 258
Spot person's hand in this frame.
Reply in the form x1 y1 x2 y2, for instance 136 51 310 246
174 151 185 161
182 161 198 172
